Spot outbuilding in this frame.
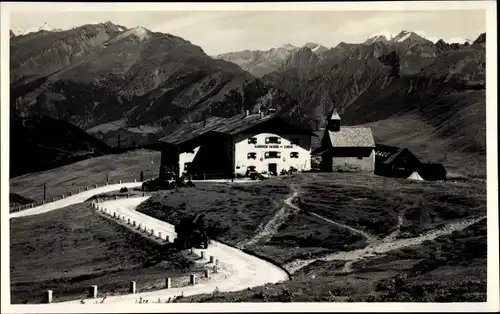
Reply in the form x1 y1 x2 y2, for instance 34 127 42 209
374 144 422 178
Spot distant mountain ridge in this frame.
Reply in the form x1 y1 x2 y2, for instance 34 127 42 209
215 30 482 77
10 21 313 146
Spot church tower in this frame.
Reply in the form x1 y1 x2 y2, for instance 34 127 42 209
326 108 341 132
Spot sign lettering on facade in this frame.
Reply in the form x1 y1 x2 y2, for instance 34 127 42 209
254 145 294 149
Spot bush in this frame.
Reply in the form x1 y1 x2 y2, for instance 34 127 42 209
119 187 128 193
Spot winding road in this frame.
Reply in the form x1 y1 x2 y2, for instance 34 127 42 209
10 182 289 304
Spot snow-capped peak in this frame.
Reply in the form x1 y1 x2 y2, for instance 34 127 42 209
15 21 62 36
369 30 395 41
365 30 473 45
446 37 473 44
106 26 151 44
364 31 395 44
281 43 297 50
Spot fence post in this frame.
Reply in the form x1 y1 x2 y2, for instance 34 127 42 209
91 285 98 299
165 278 171 289
45 290 53 304
189 274 196 285
129 281 136 294
204 269 209 278
209 256 214 263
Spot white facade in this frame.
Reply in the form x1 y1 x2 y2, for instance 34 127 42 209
179 146 201 177
234 132 312 176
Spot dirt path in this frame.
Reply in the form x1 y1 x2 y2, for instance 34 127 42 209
283 215 486 274
308 211 378 243
382 209 407 243
239 184 301 248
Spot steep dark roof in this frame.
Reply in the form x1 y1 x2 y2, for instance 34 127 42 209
375 145 421 165
384 148 407 164
375 144 402 162
159 113 316 145
158 116 227 145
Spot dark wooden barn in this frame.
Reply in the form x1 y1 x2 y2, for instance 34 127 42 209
418 163 448 181
374 144 422 178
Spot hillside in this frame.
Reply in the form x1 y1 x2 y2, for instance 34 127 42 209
261 32 486 176
11 23 314 147
10 116 112 177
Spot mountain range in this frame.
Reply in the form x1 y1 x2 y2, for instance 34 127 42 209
10 22 486 178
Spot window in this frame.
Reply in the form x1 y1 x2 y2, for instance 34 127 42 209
265 136 281 144
184 162 192 171
248 137 257 144
265 151 281 159
247 152 257 160
248 166 256 172
291 138 300 145
290 152 299 159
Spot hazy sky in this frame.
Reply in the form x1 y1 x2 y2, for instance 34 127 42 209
9 10 486 55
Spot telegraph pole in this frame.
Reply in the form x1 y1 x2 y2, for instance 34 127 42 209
150 152 154 180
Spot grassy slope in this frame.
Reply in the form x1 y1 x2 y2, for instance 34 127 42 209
136 180 290 244
9 150 160 203
144 172 485 302
10 203 198 304
346 219 487 302
182 218 485 303
363 90 486 178
247 211 368 264
297 173 486 237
